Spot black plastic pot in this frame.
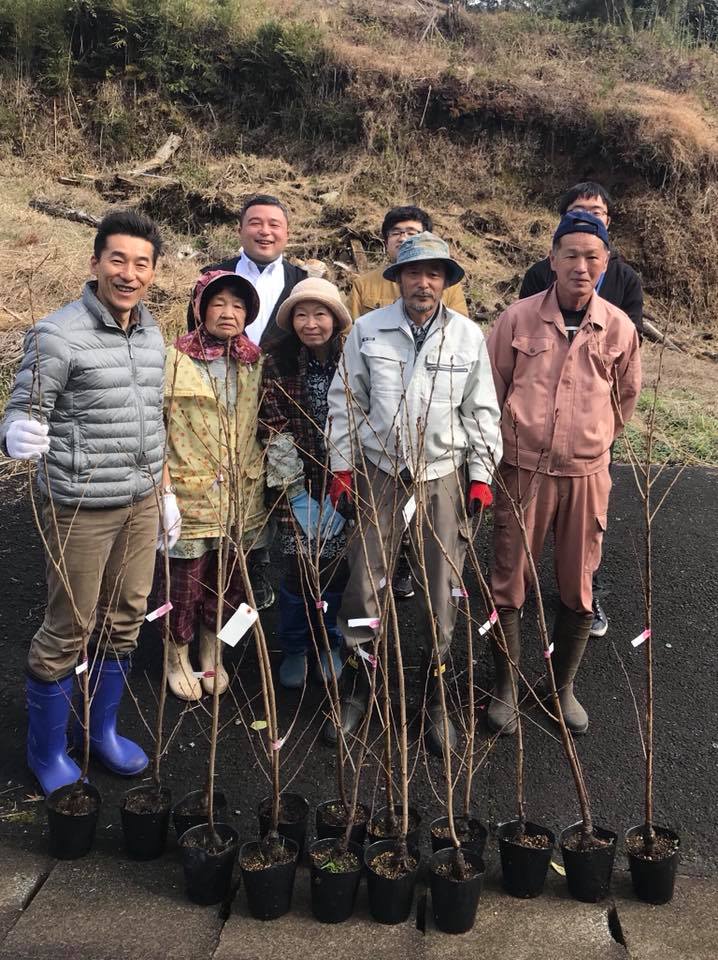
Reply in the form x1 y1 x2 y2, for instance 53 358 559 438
239 837 299 921
120 785 171 861
498 820 555 899
172 789 228 840
258 792 309 852
309 838 363 924
315 799 369 847
364 839 421 925
625 824 680 905
367 805 422 850
179 823 239 906
560 822 617 903
430 815 488 857
46 783 101 860
429 847 485 935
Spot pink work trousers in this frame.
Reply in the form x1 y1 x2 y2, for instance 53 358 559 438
491 463 611 615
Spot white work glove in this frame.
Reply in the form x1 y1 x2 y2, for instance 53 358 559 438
5 419 50 460
158 493 182 551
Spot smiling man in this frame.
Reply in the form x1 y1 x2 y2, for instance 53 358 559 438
486 210 641 737
187 193 307 349
0 210 176 796
185 195 307 609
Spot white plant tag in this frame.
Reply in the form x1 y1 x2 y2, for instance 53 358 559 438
631 628 651 648
75 660 88 675
378 577 386 589
146 600 173 622
218 603 258 647
347 617 380 629
478 609 499 636
451 587 468 598
402 495 416 527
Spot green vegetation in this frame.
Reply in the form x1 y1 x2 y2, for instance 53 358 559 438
615 388 718 465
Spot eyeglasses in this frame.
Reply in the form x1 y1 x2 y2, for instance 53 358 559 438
387 228 421 240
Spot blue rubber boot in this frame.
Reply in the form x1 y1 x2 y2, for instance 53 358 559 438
77 656 148 776
278 584 310 689
317 591 345 683
26 673 82 796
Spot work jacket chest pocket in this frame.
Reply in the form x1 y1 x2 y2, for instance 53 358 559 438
511 336 553 383
423 350 473 404
360 340 411 395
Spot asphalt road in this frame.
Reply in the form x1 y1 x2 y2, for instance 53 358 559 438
0 466 715 873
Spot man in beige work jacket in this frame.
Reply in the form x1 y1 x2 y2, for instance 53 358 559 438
324 232 502 756
486 210 641 736
348 205 469 602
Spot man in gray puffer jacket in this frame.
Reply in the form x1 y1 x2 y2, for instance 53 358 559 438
0 210 180 795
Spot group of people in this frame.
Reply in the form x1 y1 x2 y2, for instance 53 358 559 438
0 182 642 797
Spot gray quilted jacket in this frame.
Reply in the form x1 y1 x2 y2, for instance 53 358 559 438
0 283 166 508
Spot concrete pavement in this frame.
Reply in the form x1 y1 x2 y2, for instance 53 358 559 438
0 840 716 960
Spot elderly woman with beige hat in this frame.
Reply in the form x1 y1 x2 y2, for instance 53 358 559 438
258 277 353 689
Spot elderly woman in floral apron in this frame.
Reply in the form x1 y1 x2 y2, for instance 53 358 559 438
162 270 266 700
258 277 352 688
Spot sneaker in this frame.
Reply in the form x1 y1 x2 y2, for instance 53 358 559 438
392 553 415 600
589 598 608 637
249 563 275 611
279 653 307 689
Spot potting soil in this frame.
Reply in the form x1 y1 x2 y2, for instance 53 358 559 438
310 843 360 873
626 832 680 861
370 850 418 879
124 790 170 815
431 859 481 882
562 830 615 853
181 831 233 856
320 802 368 827
240 843 296 870
370 811 420 838
510 831 552 850
432 821 479 842
54 788 98 817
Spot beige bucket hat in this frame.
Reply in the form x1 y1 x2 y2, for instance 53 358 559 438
276 277 353 334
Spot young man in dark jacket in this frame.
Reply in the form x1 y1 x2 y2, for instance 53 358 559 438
1 211 176 796
186 194 308 609
519 181 644 639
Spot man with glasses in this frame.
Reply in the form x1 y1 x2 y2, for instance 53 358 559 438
348 206 469 599
348 206 469 320
519 181 644 639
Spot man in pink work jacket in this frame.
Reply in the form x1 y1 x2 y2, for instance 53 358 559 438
486 210 641 736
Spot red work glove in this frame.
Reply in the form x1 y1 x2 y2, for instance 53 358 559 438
329 470 353 508
468 481 493 515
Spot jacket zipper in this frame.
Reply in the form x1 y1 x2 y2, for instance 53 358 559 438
127 330 146 467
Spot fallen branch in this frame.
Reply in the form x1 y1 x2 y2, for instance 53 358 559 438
642 314 682 352
129 133 183 176
29 198 100 228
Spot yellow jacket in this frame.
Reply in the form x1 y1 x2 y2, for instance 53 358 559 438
164 347 266 541
348 265 469 320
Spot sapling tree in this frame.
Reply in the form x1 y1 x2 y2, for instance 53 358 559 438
620 340 685 855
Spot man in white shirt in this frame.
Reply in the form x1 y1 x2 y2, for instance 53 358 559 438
186 195 307 608
186 194 307 348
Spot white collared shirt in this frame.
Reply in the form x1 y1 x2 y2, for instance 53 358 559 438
235 252 285 345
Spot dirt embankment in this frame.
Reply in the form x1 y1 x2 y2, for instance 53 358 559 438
1 1 717 460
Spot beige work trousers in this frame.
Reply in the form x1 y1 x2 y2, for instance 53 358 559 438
491 463 611 616
339 464 469 660
28 493 159 682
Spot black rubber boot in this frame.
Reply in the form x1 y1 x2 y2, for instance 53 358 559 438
322 653 371 746
487 608 521 736
424 659 457 758
547 603 592 734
